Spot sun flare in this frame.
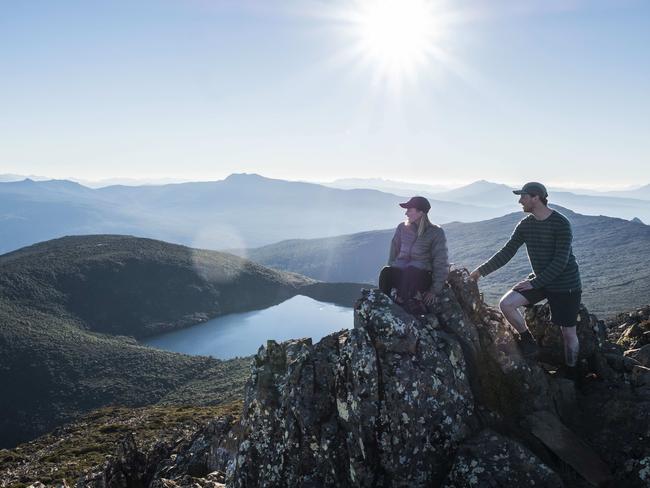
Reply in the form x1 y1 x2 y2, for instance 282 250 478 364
342 0 450 89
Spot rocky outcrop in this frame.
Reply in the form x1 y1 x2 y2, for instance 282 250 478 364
78 417 238 488
227 269 619 487
84 269 649 487
626 344 650 368
442 429 563 487
230 290 477 487
608 305 650 352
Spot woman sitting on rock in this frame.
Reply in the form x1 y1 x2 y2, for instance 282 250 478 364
379 196 449 314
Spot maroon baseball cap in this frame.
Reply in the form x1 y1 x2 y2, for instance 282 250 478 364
399 196 431 213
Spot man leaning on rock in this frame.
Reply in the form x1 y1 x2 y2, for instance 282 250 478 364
470 182 582 377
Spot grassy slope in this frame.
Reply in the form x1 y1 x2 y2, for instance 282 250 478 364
0 297 250 448
0 234 315 338
0 402 243 487
0 235 362 448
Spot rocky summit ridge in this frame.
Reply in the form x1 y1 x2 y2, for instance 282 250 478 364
5 269 650 487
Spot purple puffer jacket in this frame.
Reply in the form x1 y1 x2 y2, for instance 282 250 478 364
388 221 449 295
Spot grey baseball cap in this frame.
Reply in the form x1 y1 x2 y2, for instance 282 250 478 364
513 182 548 198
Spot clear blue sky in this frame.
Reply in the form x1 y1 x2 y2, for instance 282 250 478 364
1 0 648 187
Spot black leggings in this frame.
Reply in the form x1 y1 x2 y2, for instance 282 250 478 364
379 266 432 300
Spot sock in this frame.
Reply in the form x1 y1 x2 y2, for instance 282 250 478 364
564 342 579 367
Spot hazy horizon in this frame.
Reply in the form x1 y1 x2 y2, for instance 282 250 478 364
2 0 648 186
0 172 646 193
1 171 648 194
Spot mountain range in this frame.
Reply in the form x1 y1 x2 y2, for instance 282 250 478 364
235 206 650 317
2 174 649 256
0 174 502 255
326 177 650 200
428 180 650 220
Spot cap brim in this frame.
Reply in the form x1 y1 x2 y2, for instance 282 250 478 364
399 203 410 208
512 190 526 195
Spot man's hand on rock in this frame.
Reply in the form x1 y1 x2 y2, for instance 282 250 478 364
469 269 481 281
513 280 533 292
422 291 435 306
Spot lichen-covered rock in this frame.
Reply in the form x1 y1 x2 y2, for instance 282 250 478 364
77 416 237 488
605 352 641 372
149 472 225 488
631 365 650 387
578 383 650 487
444 270 555 418
228 269 619 487
229 334 348 487
525 302 608 366
153 416 238 480
99 433 148 488
28 483 71 488
608 306 650 351
626 344 650 368
354 290 477 485
229 289 477 487
442 429 563 488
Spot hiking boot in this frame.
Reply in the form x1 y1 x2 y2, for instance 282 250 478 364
516 332 540 358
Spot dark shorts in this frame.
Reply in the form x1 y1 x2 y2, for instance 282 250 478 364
514 287 582 328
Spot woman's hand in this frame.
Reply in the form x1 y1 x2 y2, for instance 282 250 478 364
422 291 436 305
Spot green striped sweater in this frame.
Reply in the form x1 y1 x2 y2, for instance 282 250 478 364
478 210 581 292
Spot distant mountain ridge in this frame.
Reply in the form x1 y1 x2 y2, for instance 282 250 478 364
325 177 650 205
603 183 650 200
429 179 514 203
426 180 650 219
0 173 51 182
235 206 650 317
3 174 650 256
0 174 504 255
324 177 453 194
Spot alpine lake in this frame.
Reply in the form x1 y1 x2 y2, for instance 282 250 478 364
142 295 353 359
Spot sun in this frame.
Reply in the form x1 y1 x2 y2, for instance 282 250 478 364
357 0 438 71
341 0 450 89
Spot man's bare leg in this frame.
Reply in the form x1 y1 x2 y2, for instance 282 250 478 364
499 290 531 333
561 326 579 367
499 290 539 357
